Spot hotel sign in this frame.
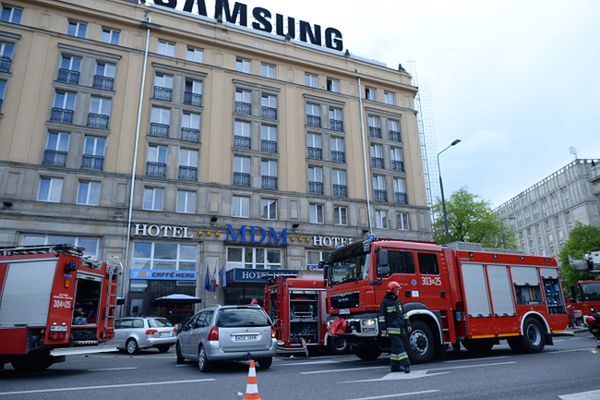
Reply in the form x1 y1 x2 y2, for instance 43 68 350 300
149 0 344 51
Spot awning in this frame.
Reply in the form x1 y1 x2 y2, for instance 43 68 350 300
152 294 202 304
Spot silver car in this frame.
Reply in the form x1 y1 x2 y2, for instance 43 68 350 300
176 305 277 371
113 316 177 354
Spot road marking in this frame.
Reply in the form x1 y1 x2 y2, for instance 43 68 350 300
548 348 596 354
87 367 138 372
280 360 344 366
559 389 600 400
346 390 439 400
427 361 516 372
301 366 387 374
444 355 511 363
0 379 215 396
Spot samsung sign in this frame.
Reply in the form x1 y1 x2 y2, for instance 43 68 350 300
148 0 344 51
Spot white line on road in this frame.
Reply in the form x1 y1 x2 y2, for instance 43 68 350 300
280 359 344 366
301 365 387 374
346 390 440 400
548 348 597 354
0 379 215 396
427 361 516 372
444 355 511 363
559 389 600 400
87 367 138 372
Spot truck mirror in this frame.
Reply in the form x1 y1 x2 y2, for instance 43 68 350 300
569 285 578 301
377 249 390 278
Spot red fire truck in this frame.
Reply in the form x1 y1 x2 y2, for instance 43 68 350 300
566 251 600 326
323 238 570 363
0 245 121 371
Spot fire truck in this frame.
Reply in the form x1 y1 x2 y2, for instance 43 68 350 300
0 245 121 371
323 238 569 363
566 251 600 326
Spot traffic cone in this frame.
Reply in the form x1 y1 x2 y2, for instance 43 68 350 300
243 359 261 400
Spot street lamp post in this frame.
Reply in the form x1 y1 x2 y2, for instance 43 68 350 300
437 139 461 243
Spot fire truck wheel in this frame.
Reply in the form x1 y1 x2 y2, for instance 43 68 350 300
405 320 435 364
126 338 139 355
10 355 54 372
176 343 185 364
328 337 349 354
354 345 382 361
257 357 273 369
197 346 212 372
520 318 546 353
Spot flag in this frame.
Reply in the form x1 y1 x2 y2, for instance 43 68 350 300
219 266 227 288
211 266 218 289
204 267 214 292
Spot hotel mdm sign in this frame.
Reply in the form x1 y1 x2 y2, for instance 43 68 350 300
149 0 344 51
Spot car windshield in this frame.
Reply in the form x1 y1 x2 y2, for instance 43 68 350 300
329 253 370 285
216 308 270 328
148 318 173 328
580 282 600 301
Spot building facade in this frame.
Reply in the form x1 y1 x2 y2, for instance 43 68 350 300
0 0 432 317
496 159 600 258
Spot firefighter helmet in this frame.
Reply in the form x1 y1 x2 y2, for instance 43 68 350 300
387 281 401 293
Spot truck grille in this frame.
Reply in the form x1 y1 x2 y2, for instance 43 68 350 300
330 292 359 309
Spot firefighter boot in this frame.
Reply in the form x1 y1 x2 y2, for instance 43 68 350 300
403 365 410 374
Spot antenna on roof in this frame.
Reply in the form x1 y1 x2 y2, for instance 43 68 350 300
569 146 578 160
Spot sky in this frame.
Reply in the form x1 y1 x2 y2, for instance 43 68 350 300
172 0 600 208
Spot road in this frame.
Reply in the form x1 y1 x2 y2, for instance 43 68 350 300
0 332 598 400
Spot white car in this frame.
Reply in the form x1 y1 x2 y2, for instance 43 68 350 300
113 317 177 354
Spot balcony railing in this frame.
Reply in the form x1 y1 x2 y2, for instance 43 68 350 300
389 130 402 142
87 113 109 129
235 101 251 114
233 172 251 187
0 57 11 73
331 151 345 163
184 91 202 106
93 75 114 91
371 157 384 169
374 190 388 202
152 86 173 102
50 108 74 124
307 147 322 160
57 69 80 84
81 155 104 170
306 115 321 127
181 127 200 142
261 140 277 154
261 176 278 190
391 160 405 172
178 166 197 181
309 181 324 194
395 192 408 204
149 123 170 138
261 106 277 120
329 119 344 132
42 150 67 167
146 162 166 177
368 126 382 138
233 135 251 149
332 184 347 198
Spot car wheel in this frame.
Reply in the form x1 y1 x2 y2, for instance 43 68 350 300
126 338 139 355
157 345 171 353
176 343 185 364
257 357 272 369
197 346 212 372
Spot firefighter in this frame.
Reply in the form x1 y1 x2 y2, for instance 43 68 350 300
379 281 411 373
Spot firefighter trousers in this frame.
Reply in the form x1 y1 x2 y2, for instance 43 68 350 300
389 332 410 372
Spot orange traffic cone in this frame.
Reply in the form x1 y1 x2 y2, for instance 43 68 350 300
243 359 262 400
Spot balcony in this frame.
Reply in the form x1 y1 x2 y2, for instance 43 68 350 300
261 106 277 120
261 140 277 154
93 75 114 91
391 160 405 172
329 119 344 132
307 147 322 160
184 91 202 107
309 181 324 195
146 162 166 178
57 68 80 84
50 108 74 124
306 115 321 127
181 127 200 142
0 56 11 73
374 190 388 202
371 158 384 169
235 101 251 115
395 192 408 204
149 123 170 138
152 86 173 102
331 151 345 163
389 130 402 142
233 172 251 187
332 184 347 198
81 155 104 170
87 113 109 129
261 176 278 190
233 135 251 150
368 126 382 138
42 150 67 167
178 166 197 181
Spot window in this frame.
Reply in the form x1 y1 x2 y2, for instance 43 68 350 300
0 42 14 73
157 40 175 57
327 78 340 93
58 54 81 84
306 102 320 127
37 177 63 202
307 250 330 267
233 155 251 186
375 210 389 229
181 112 201 142
22 235 99 257
334 206 348 225
388 119 401 142
235 89 251 114
177 190 196 214
370 144 384 169
184 78 203 106
309 203 324 224
261 199 277 220
305 72 318 88
373 175 387 202
43 131 70 167
332 169 347 197
149 107 170 138
307 132 322 160
186 46 203 63
261 62 276 78
94 61 116 90
388 251 415 274
308 166 323 195
77 180 101 206
178 149 198 181
1 5 22 24
236 57 251 73
88 96 111 128
390 147 404 172
132 241 197 271
368 115 382 138
232 195 250 218
233 120 251 149
393 177 408 204
143 187 164 211
153 73 173 101
0 79 5 111
328 107 343 131
384 91 396 105
261 159 278 190
365 86 376 101
418 253 439 274
101 27 120 45
67 20 87 38
51 91 76 124
397 212 409 231
227 246 281 269
82 136 106 170
260 124 277 153
330 136 345 163
261 94 277 120
146 144 167 177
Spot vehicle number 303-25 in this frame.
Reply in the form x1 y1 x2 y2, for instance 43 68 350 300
421 276 442 286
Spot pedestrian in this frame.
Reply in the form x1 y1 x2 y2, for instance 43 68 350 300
379 281 411 373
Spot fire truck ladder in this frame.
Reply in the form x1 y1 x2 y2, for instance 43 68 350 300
0 244 85 256
103 257 123 334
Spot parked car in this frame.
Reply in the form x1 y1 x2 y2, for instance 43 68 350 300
176 305 277 371
113 316 177 354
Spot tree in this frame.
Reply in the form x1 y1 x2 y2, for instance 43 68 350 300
558 224 600 291
432 188 516 248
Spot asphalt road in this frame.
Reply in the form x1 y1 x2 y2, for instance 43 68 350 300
1 332 599 400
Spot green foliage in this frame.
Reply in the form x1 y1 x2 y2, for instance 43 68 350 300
432 188 516 248
558 224 600 290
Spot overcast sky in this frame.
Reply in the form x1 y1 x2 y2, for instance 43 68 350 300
170 0 600 208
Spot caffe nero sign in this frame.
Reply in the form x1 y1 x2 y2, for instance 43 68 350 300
149 0 344 51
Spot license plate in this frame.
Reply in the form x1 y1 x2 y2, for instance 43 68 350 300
233 334 258 342
339 309 350 315
160 332 172 337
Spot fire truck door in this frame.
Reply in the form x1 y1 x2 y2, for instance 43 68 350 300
413 252 450 311
460 262 493 336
